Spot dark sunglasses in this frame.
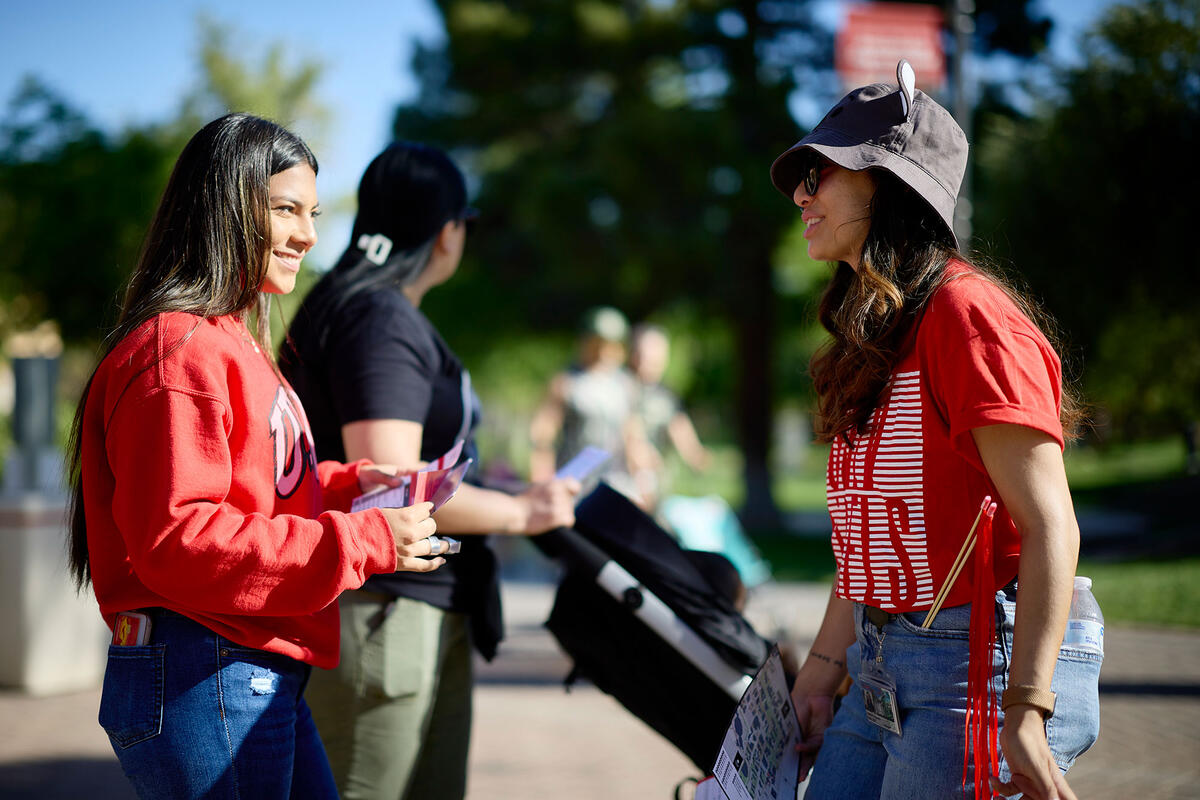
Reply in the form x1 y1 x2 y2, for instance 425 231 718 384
799 155 830 197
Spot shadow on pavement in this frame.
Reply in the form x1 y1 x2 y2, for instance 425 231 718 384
0 758 134 800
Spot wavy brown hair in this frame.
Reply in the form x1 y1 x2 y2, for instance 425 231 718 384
810 171 1085 443
65 113 318 589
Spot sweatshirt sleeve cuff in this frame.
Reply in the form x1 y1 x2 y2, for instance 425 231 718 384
318 459 373 512
354 507 397 575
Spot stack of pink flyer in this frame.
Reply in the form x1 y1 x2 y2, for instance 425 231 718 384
351 440 472 513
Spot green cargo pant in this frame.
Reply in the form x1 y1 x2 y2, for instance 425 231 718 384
306 591 474 800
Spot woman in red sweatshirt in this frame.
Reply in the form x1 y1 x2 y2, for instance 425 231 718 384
65 113 444 800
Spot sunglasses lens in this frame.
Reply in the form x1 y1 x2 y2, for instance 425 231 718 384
806 167 818 196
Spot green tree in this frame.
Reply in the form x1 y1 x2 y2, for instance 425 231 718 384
394 0 835 525
178 17 329 150
0 78 177 342
0 18 330 348
391 1 1066 522
975 0 1200 442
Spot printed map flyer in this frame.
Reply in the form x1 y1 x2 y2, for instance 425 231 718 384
711 647 801 800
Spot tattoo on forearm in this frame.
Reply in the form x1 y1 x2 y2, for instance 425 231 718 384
808 651 845 669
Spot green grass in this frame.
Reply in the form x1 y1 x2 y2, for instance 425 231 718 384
1064 437 1187 494
666 442 831 512
747 547 1200 629
772 470 830 511
748 533 837 584
1077 556 1200 629
676 437 1192 517
746 437 1200 629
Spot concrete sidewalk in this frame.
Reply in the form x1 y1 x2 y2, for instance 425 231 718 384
1 581 1197 799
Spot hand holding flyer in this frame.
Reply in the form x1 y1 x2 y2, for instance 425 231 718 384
424 439 466 473
708 647 802 800
351 440 472 514
411 459 473 511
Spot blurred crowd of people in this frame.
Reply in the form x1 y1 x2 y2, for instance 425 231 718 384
529 304 711 512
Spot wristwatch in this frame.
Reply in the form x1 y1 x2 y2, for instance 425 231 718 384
1001 685 1056 719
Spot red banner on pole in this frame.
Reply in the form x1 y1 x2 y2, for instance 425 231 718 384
835 2 946 89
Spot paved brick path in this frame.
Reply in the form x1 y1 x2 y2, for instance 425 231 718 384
1 581 1197 799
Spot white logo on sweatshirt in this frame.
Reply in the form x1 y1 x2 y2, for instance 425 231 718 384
268 386 317 499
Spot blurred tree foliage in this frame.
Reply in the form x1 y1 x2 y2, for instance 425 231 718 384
180 17 330 151
0 79 178 342
393 0 836 524
0 18 328 348
390 0 1056 523
974 0 1200 442
887 0 1051 58
968 0 1051 57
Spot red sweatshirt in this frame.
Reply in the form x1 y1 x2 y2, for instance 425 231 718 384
82 312 397 667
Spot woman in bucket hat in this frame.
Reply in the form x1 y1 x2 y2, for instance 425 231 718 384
280 141 579 800
772 62 1100 799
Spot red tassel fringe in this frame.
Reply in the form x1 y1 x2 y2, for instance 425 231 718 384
963 511 999 800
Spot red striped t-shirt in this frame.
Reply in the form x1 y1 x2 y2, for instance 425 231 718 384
826 264 1064 613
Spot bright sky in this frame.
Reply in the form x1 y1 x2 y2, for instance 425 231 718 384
0 0 1115 266
0 0 445 265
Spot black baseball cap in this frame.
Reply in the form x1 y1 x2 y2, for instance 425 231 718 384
770 60 967 246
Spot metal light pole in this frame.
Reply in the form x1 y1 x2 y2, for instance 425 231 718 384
950 0 974 246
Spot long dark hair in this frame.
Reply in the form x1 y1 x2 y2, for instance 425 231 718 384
809 171 1085 443
300 238 437 353
287 141 467 352
65 113 318 589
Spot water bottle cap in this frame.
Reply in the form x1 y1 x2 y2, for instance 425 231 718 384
1074 575 1092 590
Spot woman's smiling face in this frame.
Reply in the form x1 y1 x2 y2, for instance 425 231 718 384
262 164 319 295
792 156 876 271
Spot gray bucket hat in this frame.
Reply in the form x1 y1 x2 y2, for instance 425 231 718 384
770 60 967 246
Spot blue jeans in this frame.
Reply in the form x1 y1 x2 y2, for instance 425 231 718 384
98 609 338 799
804 587 1102 799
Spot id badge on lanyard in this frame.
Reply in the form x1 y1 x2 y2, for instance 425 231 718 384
860 630 903 736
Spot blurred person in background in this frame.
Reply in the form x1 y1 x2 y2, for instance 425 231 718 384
627 322 712 507
281 141 578 800
67 113 442 800
529 305 651 503
770 63 1100 800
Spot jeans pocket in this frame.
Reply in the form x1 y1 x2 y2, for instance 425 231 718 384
99 644 166 748
1045 646 1103 770
219 644 294 668
218 645 300 697
893 606 972 639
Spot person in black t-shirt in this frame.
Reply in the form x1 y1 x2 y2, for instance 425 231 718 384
280 142 579 800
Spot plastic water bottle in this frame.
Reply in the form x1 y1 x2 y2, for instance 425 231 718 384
1063 576 1104 655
